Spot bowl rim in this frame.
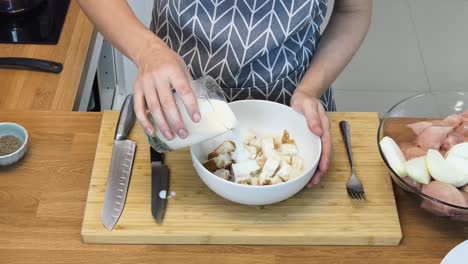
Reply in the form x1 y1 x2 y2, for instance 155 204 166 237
0 122 28 159
377 91 468 210
190 99 322 189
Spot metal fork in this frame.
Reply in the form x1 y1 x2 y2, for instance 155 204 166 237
339 120 366 200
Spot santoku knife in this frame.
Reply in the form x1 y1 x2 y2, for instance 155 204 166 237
151 147 170 224
101 94 136 230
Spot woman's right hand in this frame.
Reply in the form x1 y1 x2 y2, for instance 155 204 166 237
133 39 200 140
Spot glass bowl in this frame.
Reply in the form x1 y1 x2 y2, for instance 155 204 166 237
377 91 468 221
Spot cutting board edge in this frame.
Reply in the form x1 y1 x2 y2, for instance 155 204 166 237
81 115 110 235
80 232 402 246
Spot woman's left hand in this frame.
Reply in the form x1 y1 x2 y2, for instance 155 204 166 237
290 90 331 188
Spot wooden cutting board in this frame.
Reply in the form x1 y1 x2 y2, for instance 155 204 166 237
81 111 402 245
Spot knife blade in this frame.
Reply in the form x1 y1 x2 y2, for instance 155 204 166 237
150 147 170 224
101 94 136 231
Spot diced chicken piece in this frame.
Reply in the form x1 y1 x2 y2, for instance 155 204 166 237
273 132 283 148
256 155 267 168
271 176 283 185
249 136 262 150
231 160 260 181
463 192 468 208
231 145 251 163
208 141 236 159
261 137 275 155
250 177 259 186
461 110 468 118
416 125 453 150
440 149 447 157
406 121 432 135
461 184 468 193
264 149 282 160
291 156 303 170
214 169 231 180
214 153 233 168
280 154 292 164
241 129 256 144
421 181 466 216
279 144 298 155
441 132 464 152
431 114 463 127
261 178 273 185
281 130 295 144
259 158 280 184
443 114 463 127
288 167 303 179
276 160 291 181
399 142 427 160
245 145 257 159
203 153 232 172
454 123 468 137
203 159 218 172
217 140 236 153
235 176 252 185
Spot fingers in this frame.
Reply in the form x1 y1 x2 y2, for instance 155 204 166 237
153 76 188 139
301 100 323 136
307 170 324 188
140 75 173 140
169 70 200 123
133 83 155 136
307 103 332 188
318 102 332 174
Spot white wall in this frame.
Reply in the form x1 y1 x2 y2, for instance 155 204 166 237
328 0 468 116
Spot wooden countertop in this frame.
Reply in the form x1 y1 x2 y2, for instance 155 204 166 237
0 111 466 264
0 1 94 111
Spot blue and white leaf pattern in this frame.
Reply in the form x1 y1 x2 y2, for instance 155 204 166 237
150 0 336 110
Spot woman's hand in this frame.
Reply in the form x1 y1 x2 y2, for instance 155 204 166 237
133 39 200 140
290 90 331 188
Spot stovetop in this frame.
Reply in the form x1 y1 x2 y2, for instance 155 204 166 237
0 0 71 45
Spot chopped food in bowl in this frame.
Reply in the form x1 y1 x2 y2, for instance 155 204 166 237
378 91 468 222
202 129 304 186
190 100 321 206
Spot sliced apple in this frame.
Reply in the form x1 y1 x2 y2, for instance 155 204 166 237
426 149 464 187
445 152 468 187
404 156 431 184
445 142 468 159
379 136 408 177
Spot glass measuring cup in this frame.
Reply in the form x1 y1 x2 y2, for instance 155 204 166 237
146 76 238 153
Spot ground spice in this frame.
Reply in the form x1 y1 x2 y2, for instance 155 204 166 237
0 135 22 156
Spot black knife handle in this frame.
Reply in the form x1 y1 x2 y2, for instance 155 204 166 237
0 57 62 74
150 146 164 163
151 163 169 224
115 94 135 141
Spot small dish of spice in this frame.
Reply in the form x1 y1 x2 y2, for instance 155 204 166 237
0 122 28 166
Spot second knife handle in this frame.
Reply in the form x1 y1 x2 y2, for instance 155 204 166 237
0 57 63 73
339 120 355 173
115 94 135 141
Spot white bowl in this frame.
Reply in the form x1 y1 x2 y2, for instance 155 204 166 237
0 122 28 166
190 100 322 205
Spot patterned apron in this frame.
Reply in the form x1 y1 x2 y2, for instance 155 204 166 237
150 0 336 111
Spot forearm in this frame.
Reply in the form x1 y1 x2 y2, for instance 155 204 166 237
76 0 162 65
297 0 372 97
